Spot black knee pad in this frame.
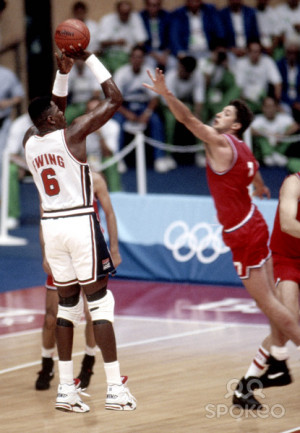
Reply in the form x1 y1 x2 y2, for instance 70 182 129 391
86 286 107 302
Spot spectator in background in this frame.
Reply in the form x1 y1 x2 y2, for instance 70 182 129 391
251 96 300 171
169 0 224 61
140 0 176 72
86 97 122 192
0 64 25 194
97 0 148 74
219 0 260 59
277 37 300 124
233 41 282 114
4 112 31 230
200 45 240 124
64 59 101 124
163 55 205 165
71 1 100 54
113 45 175 173
254 0 280 56
273 0 300 58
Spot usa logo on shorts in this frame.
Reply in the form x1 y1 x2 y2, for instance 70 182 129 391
102 258 110 270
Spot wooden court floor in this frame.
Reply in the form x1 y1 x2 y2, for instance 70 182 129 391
1 281 300 433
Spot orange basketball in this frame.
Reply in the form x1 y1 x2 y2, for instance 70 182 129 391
54 18 90 53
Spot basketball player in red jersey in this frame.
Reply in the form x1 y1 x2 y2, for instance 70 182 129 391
36 171 121 392
144 68 300 409
235 172 300 407
24 50 136 412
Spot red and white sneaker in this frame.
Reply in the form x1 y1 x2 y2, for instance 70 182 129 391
105 376 137 411
55 383 90 413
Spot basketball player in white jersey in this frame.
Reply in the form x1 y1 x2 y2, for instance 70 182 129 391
24 49 136 413
36 171 122 392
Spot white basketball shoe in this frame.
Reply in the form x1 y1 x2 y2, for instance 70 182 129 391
105 376 137 411
55 383 90 413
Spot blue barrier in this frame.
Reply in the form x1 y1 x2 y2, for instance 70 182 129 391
100 192 278 286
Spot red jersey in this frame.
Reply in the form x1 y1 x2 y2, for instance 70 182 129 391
270 173 300 259
206 134 259 231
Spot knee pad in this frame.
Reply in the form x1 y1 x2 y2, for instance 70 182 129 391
57 294 83 327
87 289 115 323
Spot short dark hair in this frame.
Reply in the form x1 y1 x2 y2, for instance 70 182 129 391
72 1 87 12
229 99 254 138
130 44 146 55
179 56 197 74
28 96 52 127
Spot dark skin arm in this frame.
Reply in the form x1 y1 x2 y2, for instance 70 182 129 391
52 52 74 113
22 52 73 148
64 50 123 162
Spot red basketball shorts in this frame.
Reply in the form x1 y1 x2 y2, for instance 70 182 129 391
272 253 300 284
222 207 270 279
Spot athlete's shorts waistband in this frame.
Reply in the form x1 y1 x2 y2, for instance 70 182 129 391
42 206 94 219
224 203 255 233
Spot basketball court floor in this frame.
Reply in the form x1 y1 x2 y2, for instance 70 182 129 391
0 169 299 432
1 279 300 433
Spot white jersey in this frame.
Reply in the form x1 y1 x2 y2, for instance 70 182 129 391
25 129 94 217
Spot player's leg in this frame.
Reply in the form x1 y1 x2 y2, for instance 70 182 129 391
55 282 90 412
233 262 298 409
41 217 89 412
35 278 58 390
76 294 97 389
83 277 136 410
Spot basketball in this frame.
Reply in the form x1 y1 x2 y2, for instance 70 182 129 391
54 18 90 53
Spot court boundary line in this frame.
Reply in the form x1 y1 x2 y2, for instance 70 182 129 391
0 311 269 341
280 429 300 433
0 322 233 375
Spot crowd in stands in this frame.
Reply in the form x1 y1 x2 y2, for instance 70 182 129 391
2 0 300 228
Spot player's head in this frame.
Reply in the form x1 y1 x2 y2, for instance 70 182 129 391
213 99 253 138
28 96 66 130
228 99 254 138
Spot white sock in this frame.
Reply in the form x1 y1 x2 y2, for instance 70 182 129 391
41 346 55 358
104 361 122 385
58 360 74 385
85 345 97 357
245 345 269 378
271 345 289 361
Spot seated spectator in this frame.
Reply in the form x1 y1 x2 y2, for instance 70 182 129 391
0 64 25 195
254 0 280 56
163 55 205 165
219 0 260 59
251 96 300 173
97 0 148 74
277 37 300 123
140 0 176 72
64 59 101 124
5 112 31 229
71 1 100 53
273 0 300 48
233 41 282 114
113 45 175 173
200 46 240 124
85 97 122 192
169 0 224 60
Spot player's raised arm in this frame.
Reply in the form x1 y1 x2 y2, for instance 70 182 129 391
52 52 74 113
66 50 123 141
143 68 219 145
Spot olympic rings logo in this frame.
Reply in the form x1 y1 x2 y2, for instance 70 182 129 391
163 221 230 263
